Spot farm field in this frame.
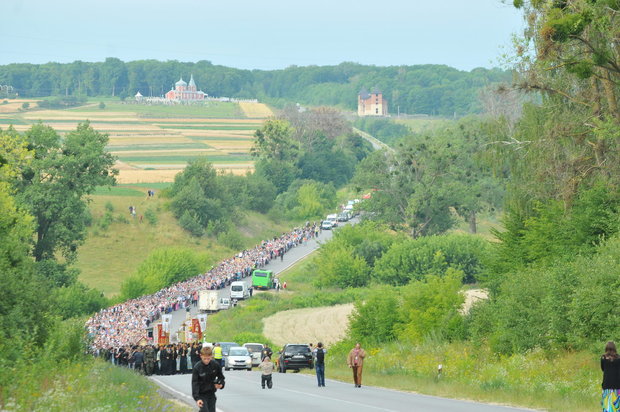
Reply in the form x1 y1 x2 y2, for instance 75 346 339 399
0 99 274 183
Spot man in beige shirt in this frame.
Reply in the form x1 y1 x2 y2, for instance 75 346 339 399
259 356 275 389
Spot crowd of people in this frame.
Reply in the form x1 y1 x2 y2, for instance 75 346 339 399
94 342 206 376
86 224 320 352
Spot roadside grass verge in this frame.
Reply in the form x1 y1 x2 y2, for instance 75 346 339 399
1 358 190 412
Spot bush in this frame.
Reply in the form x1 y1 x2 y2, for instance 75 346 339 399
104 201 114 212
145 207 158 225
21 102 30 110
120 248 210 299
218 228 244 250
373 234 491 285
179 210 204 237
98 101 106 109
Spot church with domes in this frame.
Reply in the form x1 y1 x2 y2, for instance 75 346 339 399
165 75 206 101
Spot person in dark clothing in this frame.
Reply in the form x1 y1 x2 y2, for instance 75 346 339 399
179 343 189 374
601 341 620 412
261 344 273 361
314 342 327 387
192 347 225 412
133 347 144 374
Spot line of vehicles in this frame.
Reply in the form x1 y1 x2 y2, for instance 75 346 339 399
210 342 315 373
321 198 360 230
198 269 276 313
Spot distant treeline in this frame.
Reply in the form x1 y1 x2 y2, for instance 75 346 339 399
0 58 511 116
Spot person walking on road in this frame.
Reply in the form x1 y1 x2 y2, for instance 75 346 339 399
347 342 366 388
314 342 327 387
601 341 620 412
259 356 275 389
192 346 225 412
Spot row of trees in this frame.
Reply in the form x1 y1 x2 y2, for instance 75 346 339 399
0 59 510 116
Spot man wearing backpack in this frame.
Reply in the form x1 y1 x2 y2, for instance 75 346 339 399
314 342 327 387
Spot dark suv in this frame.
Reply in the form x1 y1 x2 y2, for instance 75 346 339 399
277 344 313 373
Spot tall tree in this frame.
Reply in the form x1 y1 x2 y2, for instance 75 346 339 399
13 122 117 262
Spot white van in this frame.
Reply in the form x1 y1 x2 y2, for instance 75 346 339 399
230 281 250 300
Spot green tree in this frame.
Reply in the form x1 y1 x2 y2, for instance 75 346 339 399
13 122 117 262
348 286 400 344
395 270 465 344
314 242 371 288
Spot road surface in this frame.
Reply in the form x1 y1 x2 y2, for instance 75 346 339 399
152 369 537 412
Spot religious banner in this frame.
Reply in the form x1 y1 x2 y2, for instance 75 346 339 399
197 313 207 337
157 324 169 345
162 314 172 333
192 318 201 340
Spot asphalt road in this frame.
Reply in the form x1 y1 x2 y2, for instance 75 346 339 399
152 369 537 412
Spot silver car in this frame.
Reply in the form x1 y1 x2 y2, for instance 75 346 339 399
224 347 252 371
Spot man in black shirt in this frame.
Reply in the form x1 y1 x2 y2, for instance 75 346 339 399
192 346 225 412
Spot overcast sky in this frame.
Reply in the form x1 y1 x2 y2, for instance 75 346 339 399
1 0 524 71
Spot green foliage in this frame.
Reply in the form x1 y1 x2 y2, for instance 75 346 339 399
355 118 504 237
52 283 108 320
104 201 114 212
271 179 337 220
470 235 620 354
373 234 491 286
120 248 209 299
314 242 371 288
21 102 29 110
327 220 403 267
218 228 244 250
12 122 117 262
348 286 400 344
354 117 411 146
44 318 88 362
491 182 620 271
35 259 78 288
98 101 106 109
395 270 465 344
144 207 158 225
37 95 87 109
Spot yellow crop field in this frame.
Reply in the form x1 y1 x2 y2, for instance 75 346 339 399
239 102 273 118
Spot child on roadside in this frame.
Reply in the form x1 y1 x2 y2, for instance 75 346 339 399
259 356 275 389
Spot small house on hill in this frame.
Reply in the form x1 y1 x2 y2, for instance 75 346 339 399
358 87 388 117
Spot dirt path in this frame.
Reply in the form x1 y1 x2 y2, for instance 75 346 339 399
263 303 354 347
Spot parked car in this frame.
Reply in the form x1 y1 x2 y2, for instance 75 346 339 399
277 344 313 373
243 343 265 367
321 220 334 230
224 346 252 371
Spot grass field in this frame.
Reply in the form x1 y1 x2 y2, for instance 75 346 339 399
0 98 270 183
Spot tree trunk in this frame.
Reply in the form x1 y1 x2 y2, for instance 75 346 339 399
469 210 477 234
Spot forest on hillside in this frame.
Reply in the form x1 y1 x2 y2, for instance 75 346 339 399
0 60 510 116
